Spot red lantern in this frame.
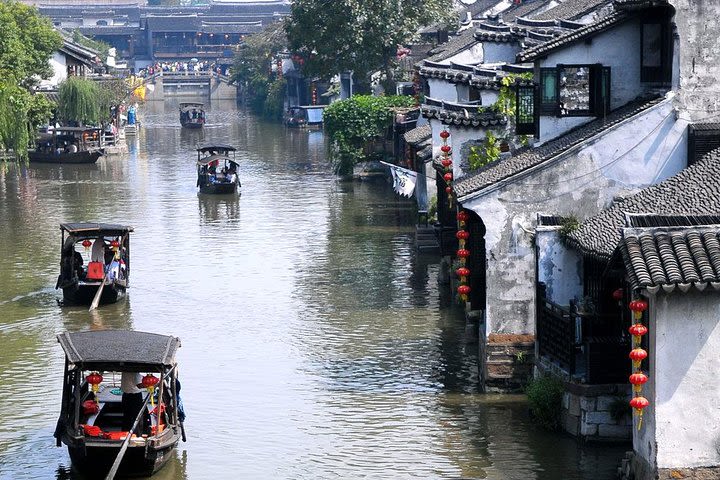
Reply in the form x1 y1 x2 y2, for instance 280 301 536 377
444 172 453 182
441 145 451 153
440 130 450 139
612 288 623 301
87 372 103 403
441 159 452 167
110 239 120 251
629 324 648 337
142 374 160 407
630 396 649 410
456 230 469 240
456 267 470 278
445 186 452 193
458 285 471 295
629 372 648 392
457 249 470 258
629 348 648 369
629 299 648 312
82 239 92 251
457 211 469 223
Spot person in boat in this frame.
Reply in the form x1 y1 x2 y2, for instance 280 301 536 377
73 249 84 279
66 142 78 154
121 371 146 434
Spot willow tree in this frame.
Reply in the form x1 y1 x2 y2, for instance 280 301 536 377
58 77 101 126
0 1 62 157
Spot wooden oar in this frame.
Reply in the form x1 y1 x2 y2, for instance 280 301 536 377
88 272 108 311
104 391 152 480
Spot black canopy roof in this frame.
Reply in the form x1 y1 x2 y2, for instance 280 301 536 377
197 144 236 153
57 330 180 371
197 154 238 166
61 223 134 237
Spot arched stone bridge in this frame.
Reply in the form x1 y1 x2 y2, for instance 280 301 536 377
143 71 237 101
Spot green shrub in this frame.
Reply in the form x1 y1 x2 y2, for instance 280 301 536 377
526 375 564 431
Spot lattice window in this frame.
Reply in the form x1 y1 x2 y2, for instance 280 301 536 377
516 83 538 137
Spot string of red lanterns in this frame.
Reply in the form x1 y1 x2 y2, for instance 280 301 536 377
439 130 454 208
86 372 103 405
142 374 160 407
628 298 649 429
456 210 471 303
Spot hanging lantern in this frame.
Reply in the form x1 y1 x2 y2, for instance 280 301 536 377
458 284 471 302
87 372 103 404
445 186 452 193
142 374 160 407
82 239 92 251
612 288 623 301
440 130 450 139
457 211 469 223
110 239 120 251
629 299 648 320
457 249 470 258
629 372 648 393
441 145 451 153
456 230 470 240
456 267 470 282
630 396 650 429
629 348 648 368
441 159 452 167
444 172 453 182
629 323 648 337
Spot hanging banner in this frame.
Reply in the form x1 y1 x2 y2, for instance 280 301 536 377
380 161 417 197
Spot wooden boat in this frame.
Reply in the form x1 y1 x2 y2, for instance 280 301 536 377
54 330 185 478
285 105 325 128
29 127 104 164
196 144 240 194
56 223 133 306
179 102 205 129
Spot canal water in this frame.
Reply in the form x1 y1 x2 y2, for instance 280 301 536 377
0 102 625 479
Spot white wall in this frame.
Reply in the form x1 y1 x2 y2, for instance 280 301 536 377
39 52 68 89
483 42 521 64
444 43 484 66
428 79 457 102
535 227 583 304
460 98 687 336
539 115 593 143
644 290 720 469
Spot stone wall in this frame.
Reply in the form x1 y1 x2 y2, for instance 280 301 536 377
560 382 632 442
484 333 534 392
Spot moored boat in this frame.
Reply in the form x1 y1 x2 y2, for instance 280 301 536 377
56 223 133 306
29 127 104 164
54 330 185 478
196 144 240 194
285 105 325 128
179 102 205 129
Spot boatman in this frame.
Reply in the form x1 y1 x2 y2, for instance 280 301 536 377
121 371 145 434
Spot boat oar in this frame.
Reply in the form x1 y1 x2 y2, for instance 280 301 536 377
104 392 153 480
88 272 108 311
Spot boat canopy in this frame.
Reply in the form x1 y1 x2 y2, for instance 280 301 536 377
197 144 236 154
57 330 181 371
179 102 204 109
197 154 238 166
60 223 134 237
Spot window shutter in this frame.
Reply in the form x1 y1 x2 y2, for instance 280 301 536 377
688 124 720 166
590 64 610 117
539 68 558 115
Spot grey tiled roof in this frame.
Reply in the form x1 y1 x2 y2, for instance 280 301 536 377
421 97 508 128
619 222 720 293
423 29 479 64
418 61 532 89
531 0 611 20
454 95 664 198
568 148 720 259
613 0 670 9
516 10 628 62
404 124 431 145
499 0 554 21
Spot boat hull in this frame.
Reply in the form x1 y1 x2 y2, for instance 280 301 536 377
199 181 238 194
68 442 176 477
181 121 203 129
29 150 102 164
62 282 124 306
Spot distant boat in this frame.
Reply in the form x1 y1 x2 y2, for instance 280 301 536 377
29 127 104 164
56 222 133 306
179 102 205 129
196 144 240 194
285 105 325 128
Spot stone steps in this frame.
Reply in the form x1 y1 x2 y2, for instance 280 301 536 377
415 225 440 253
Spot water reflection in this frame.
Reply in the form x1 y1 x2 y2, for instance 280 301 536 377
197 193 240 225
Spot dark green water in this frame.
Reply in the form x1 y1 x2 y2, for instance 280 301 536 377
0 101 625 479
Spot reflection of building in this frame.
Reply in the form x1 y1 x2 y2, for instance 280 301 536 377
26 0 289 67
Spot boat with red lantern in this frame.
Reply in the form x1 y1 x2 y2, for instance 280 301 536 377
29 126 105 164
54 330 185 478
196 144 240 194
56 223 133 306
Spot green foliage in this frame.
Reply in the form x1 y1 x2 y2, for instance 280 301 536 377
232 21 287 118
58 77 101 125
526 375 565 431
285 0 453 82
492 72 534 117
468 131 501 171
428 195 438 223
72 30 110 62
263 78 287 120
323 94 415 175
559 216 580 238
0 2 61 157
